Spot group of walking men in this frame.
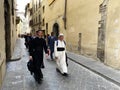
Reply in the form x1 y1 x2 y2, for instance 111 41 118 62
25 30 68 84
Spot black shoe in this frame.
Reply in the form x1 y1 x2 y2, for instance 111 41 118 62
35 77 43 83
37 78 43 84
41 64 45 68
30 71 33 75
40 75 43 79
56 68 60 72
62 73 68 76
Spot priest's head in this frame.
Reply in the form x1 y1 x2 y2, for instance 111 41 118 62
58 33 64 41
37 30 43 38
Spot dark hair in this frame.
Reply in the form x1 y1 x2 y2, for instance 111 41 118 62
51 32 54 36
36 30 43 33
47 34 50 36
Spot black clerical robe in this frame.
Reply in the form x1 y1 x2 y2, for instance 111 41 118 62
29 37 48 68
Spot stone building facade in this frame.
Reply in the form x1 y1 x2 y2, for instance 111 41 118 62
30 0 120 69
25 2 33 34
5 0 17 60
31 0 42 34
0 0 17 88
16 16 23 37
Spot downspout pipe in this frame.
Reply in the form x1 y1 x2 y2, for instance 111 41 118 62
63 0 67 30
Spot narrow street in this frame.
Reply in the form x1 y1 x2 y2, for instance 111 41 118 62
1 0 120 90
1 39 120 90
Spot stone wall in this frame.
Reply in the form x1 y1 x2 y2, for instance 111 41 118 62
105 0 120 69
42 0 102 58
0 0 6 87
0 0 17 88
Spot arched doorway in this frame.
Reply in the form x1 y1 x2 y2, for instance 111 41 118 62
53 23 59 38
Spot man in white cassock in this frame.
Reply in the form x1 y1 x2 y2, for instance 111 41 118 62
54 33 68 76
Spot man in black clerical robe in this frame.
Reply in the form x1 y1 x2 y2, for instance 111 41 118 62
29 30 49 83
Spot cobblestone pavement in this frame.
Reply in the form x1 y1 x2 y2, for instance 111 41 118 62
1 39 120 90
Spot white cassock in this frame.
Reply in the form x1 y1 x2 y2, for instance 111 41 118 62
54 40 68 74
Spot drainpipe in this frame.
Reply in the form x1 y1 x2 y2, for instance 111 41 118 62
63 0 67 30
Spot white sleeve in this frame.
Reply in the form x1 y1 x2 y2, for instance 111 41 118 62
54 41 58 57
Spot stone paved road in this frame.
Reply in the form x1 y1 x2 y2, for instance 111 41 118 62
1 39 120 90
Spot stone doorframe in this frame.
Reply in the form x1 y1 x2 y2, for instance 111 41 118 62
4 0 11 60
97 0 109 62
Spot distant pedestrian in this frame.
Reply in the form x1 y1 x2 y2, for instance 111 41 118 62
24 33 33 49
46 34 50 45
54 33 68 76
29 30 49 83
48 32 57 60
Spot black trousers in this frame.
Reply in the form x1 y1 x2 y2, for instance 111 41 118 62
50 50 54 59
32 53 44 81
34 66 43 81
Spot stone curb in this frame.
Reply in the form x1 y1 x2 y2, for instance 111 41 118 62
67 51 120 87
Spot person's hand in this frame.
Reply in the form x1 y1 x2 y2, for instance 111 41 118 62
45 54 48 58
47 49 50 55
29 56 33 60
